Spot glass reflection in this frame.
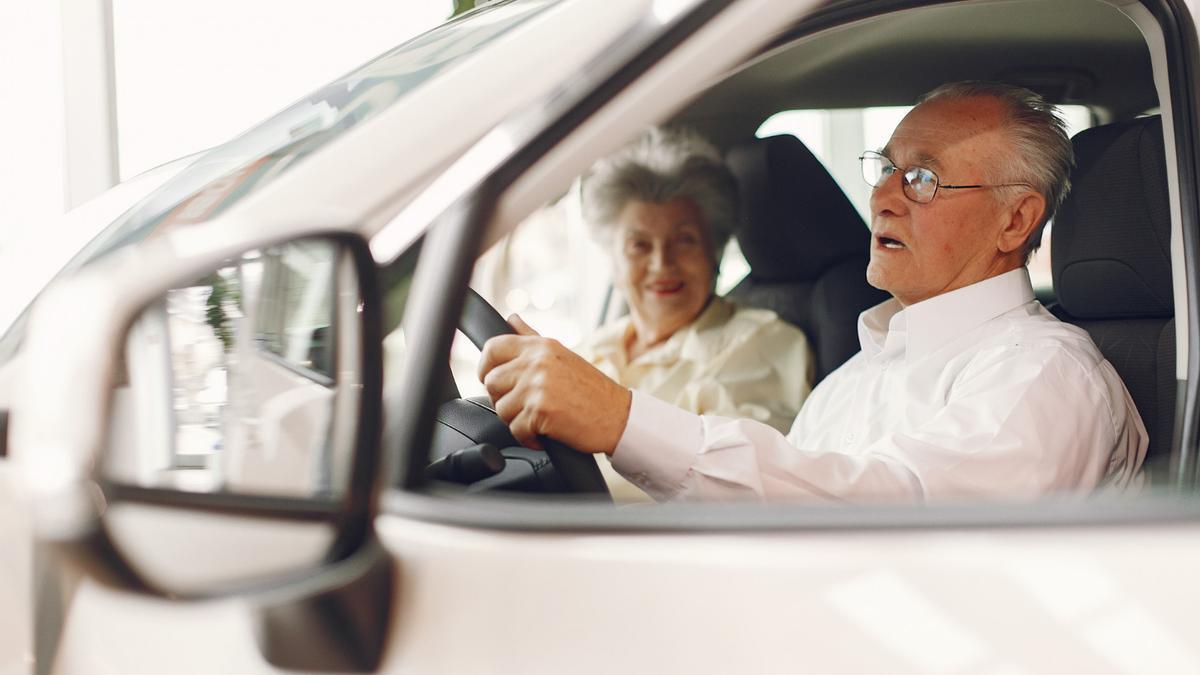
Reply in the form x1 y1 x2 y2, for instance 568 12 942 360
109 239 352 500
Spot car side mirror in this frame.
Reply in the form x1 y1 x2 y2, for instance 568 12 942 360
14 230 390 670
95 234 382 594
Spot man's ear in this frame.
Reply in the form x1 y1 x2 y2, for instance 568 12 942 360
997 192 1047 254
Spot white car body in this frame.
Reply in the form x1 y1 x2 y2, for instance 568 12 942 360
7 0 1200 673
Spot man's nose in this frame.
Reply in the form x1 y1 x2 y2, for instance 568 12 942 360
869 171 909 219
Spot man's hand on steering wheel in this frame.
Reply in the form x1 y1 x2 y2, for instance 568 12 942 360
479 314 633 455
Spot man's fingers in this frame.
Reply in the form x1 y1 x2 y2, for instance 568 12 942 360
493 379 550 452
508 313 540 337
500 398 543 450
480 359 523 405
478 334 527 383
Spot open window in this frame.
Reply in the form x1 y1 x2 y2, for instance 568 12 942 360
381 0 1198 510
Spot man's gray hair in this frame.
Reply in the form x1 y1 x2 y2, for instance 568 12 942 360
919 81 1075 261
582 127 738 268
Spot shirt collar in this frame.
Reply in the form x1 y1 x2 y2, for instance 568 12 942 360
858 267 1036 360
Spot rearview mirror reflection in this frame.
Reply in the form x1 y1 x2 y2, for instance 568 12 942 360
105 237 361 500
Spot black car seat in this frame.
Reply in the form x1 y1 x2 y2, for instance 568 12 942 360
725 134 890 383
1051 115 1176 484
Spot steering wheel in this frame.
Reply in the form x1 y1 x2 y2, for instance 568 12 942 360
456 288 611 497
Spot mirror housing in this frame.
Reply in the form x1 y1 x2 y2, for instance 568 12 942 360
13 228 384 600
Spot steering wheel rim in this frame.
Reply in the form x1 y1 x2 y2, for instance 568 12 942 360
460 288 611 497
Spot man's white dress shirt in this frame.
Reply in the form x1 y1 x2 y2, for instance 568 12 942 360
610 268 1147 502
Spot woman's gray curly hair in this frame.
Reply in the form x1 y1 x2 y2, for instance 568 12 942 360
582 127 739 268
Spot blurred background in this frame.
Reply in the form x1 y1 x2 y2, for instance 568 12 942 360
4 0 1198 323
0 0 454 326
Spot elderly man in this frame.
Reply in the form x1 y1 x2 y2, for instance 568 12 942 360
480 81 1147 502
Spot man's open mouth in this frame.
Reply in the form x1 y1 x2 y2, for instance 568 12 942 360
876 235 906 250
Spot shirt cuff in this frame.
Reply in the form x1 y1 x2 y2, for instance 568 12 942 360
610 390 703 500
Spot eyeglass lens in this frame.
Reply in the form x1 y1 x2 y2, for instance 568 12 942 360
860 152 939 203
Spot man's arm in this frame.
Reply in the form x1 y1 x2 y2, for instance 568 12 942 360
480 327 1142 503
609 391 924 502
613 346 1141 502
476 324 918 502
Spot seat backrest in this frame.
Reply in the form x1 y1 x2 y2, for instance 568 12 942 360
725 134 888 382
1051 115 1176 482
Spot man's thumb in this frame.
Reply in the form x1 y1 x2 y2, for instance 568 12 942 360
507 313 540 336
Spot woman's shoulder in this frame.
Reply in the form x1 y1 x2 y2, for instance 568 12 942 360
724 299 807 339
698 298 810 353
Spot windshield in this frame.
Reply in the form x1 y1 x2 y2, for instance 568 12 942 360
0 0 556 364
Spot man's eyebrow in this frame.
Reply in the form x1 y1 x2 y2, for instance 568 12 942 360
917 152 943 170
881 145 943 171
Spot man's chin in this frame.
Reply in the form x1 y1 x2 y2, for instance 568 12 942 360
865 264 892 293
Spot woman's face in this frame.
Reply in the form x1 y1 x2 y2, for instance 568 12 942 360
611 198 716 342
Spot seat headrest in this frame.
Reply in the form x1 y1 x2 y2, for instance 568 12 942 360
726 135 869 282
1052 115 1173 319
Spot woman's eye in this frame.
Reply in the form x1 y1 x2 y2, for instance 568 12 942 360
626 240 651 254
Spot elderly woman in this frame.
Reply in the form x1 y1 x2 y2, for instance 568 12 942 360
576 128 813 499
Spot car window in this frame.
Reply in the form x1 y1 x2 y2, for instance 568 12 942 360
405 0 1184 508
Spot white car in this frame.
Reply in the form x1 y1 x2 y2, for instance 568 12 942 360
6 0 1200 672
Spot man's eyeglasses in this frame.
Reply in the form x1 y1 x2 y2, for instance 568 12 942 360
858 150 1032 204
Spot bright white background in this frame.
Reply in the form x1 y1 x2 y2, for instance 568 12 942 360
0 0 449 326
3 0 1200 324
2 7 452 672
111 1 447 180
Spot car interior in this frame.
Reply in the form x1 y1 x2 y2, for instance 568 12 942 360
410 0 1187 499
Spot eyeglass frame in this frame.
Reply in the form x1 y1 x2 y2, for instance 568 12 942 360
858 150 1034 204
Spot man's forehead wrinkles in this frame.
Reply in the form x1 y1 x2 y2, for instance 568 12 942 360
882 140 943 170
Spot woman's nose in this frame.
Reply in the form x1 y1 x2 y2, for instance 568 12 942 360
649 243 674 269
